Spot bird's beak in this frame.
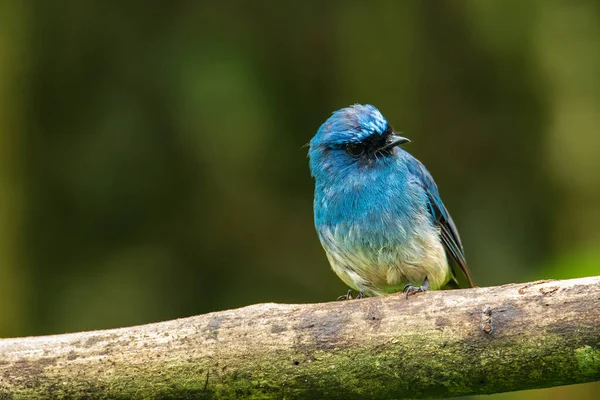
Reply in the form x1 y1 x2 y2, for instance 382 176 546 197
382 134 410 151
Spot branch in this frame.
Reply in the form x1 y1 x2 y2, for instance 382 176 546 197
1 277 599 399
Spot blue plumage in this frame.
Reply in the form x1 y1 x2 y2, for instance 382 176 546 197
309 104 474 297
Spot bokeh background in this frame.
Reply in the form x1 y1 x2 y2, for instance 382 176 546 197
1 0 598 398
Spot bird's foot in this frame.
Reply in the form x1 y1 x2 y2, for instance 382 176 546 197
337 290 365 300
337 290 353 300
403 276 429 299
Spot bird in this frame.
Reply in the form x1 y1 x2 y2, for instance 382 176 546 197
308 104 474 299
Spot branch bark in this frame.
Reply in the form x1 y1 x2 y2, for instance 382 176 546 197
1 277 599 399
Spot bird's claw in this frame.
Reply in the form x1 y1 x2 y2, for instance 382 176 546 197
403 276 430 299
402 284 426 299
337 290 353 300
337 290 365 300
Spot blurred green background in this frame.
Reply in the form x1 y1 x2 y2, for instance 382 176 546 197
0 0 598 398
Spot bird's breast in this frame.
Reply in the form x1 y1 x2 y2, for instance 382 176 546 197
314 174 450 295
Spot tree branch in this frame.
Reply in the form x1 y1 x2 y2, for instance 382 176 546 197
1 277 599 399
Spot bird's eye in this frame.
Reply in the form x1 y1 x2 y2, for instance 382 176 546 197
346 143 364 156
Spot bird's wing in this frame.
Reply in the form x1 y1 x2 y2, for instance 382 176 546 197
406 157 475 288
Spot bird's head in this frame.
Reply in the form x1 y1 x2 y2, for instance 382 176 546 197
308 104 410 180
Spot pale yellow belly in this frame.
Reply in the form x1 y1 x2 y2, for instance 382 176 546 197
323 226 451 296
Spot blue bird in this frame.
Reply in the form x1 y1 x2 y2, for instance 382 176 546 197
309 104 474 299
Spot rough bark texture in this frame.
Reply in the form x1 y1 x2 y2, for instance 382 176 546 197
1 277 599 399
